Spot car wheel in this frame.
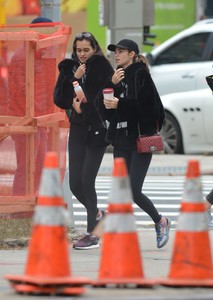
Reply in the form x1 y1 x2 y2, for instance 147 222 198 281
161 112 183 154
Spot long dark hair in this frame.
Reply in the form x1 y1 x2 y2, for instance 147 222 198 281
72 32 104 58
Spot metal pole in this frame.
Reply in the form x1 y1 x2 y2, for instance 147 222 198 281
40 0 61 22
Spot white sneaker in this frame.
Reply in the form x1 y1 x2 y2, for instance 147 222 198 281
207 209 213 228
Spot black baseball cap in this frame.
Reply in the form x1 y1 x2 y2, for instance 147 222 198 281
107 39 139 54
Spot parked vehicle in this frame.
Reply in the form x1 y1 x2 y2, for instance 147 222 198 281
145 19 213 154
160 88 213 154
146 19 213 96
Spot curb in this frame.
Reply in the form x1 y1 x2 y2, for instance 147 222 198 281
98 166 213 176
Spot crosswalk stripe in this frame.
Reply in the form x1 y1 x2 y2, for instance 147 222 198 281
70 175 213 228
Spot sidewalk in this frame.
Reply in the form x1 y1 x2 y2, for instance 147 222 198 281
99 153 213 176
1 229 213 299
0 154 213 299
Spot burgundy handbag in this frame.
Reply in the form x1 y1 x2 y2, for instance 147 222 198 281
136 122 164 153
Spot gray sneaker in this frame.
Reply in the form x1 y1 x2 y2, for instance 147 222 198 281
155 217 171 249
73 234 99 250
207 209 213 228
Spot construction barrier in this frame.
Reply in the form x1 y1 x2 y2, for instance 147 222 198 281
5 152 91 296
158 160 213 287
94 157 155 288
0 22 70 217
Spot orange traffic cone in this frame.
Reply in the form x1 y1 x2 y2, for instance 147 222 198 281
94 157 154 287
159 160 213 287
6 152 91 295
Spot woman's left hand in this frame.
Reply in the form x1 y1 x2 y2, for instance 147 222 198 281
103 97 119 109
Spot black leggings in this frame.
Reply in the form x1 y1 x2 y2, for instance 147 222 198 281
113 148 161 224
206 189 213 205
68 124 106 233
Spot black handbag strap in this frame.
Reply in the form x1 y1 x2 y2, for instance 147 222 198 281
137 121 160 137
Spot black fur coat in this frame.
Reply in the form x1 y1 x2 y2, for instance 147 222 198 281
54 54 114 126
105 62 165 146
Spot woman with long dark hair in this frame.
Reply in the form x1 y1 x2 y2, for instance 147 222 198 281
54 32 114 249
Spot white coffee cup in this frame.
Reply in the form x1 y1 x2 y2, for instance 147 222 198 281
103 88 114 100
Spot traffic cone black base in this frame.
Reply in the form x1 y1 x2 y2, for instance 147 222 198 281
11 283 85 296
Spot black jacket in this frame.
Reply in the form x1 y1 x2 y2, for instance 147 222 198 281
106 62 165 145
54 54 114 126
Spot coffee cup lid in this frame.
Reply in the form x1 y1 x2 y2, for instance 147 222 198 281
103 88 114 94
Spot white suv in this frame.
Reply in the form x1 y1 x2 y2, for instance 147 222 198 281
146 19 213 154
147 19 213 96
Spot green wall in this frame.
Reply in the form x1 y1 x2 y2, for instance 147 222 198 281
153 0 196 46
87 0 107 52
87 0 196 52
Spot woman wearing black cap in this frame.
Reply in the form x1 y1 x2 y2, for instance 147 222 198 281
104 39 171 249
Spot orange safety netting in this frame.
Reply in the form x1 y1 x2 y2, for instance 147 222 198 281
0 22 71 215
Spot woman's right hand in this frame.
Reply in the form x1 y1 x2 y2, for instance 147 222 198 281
112 68 125 85
103 97 119 109
74 64 86 79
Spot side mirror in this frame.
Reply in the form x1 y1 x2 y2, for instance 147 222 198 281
206 75 213 92
146 53 154 66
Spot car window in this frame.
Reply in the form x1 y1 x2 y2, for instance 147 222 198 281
154 33 211 65
209 48 213 60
